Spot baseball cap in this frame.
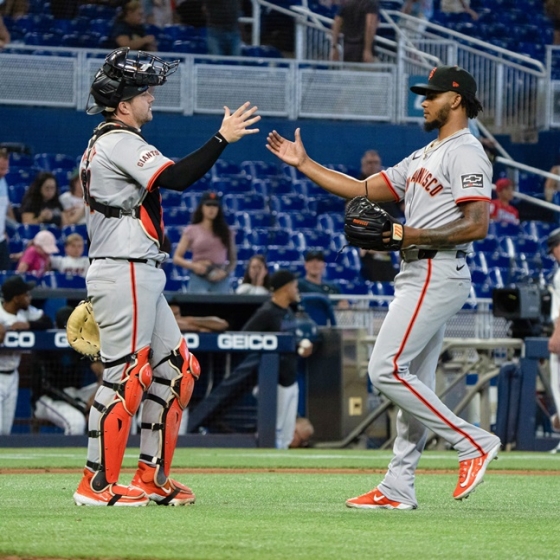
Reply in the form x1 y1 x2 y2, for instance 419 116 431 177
200 191 220 206
33 230 59 254
304 250 325 262
1 275 36 301
410 65 477 100
495 178 512 193
269 269 297 292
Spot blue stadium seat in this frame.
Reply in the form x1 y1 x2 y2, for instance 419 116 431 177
473 236 499 255
287 211 316 230
247 228 270 248
173 39 207 54
165 206 190 226
300 229 332 249
8 152 34 168
164 278 188 292
165 225 183 244
236 246 256 262
160 190 184 206
245 211 273 228
241 160 281 180
8 183 27 205
268 229 292 247
62 224 87 239
324 263 359 282
314 196 345 215
270 194 308 214
17 223 41 241
210 160 245 180
222 193 266 213
34 153 76 171
317 214 334 233
267 247 301 263
163 24 199 42
52 273 87 289
213 177 253 195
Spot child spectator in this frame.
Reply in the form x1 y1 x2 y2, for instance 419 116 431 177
50 233 89 277
59 170 86 225
15 230 59 277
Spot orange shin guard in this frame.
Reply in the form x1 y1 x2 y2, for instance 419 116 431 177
90 347 152 490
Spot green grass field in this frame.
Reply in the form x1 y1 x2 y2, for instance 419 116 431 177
1 448 559 560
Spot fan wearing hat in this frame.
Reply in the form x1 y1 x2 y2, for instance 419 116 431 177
267 65 500 509
489 178 519 226
188 269 316 449
16 230 59 277
298 251 349 310
173 191 237 294
0 275 53 435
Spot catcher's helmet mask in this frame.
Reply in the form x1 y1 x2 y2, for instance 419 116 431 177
86 47 179 115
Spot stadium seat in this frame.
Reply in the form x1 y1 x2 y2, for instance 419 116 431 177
52 273 87 289
269 194 308 214
210 160 245 180
160 190 184 206
165 225 183 244
266 247 301 263
34 153 76 171
241 160 280 180
165 206 190 226
222 193 266 213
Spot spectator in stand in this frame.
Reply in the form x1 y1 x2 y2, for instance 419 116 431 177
357 150 400 282
173 191 237 294
401 0 433 37
59 170 85 226
32 306 103 436
142 0 173 27
235 254 270 295
175 0 205 27
0 0 28 18
298 250 349 309
0 149 16 270
331 0 380 63
489 178 519 225
111 0 157 52
203 0 242 56
20 172 66 227
15 230 59 277
545 155 560 202
545 0 560 45
50 233 89 277
439 0 478 20
0 275 52 435
0 14 10 49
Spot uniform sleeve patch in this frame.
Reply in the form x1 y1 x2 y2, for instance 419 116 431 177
461 173 483 189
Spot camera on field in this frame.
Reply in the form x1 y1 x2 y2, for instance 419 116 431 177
492 284 552 339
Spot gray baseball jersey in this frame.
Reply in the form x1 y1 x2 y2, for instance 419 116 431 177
366 129 499 508
382 129 492 250
80 129 174 262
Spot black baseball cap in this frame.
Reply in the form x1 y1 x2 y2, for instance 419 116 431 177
269 270 297 292
304 250 325 262
200 191 220 206
410 65 477 100
1 275 36 302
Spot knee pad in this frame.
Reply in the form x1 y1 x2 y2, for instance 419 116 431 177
89 346 152 489
140 338 200 483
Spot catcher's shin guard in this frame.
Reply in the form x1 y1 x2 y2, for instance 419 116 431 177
140 338 199 485
89 346 153 491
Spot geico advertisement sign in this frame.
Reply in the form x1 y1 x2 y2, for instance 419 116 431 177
182 333 278 351
2 332 71 348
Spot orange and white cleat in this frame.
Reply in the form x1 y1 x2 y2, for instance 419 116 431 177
345 487 415 510
74 468 149 507
131 462 195 506
453 441 500 500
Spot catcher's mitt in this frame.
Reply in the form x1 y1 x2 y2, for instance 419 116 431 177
66 300 101 359
344 196 404 251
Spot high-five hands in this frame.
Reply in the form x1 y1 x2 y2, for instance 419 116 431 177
266 128 308 168
219 102 261 143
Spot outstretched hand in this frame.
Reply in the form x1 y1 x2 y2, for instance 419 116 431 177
266 128 307 168
219 102 261 143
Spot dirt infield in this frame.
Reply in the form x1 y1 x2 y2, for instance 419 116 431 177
1 467 557 475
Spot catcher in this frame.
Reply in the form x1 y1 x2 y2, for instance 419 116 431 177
267 65 501 510
72 48 259 507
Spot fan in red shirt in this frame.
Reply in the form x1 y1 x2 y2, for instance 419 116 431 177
489 178 519 225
